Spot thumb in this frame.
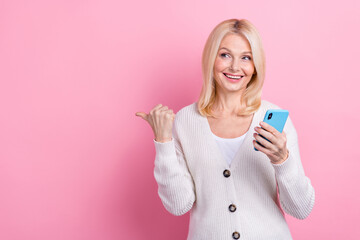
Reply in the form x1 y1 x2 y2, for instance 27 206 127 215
135 112 148 121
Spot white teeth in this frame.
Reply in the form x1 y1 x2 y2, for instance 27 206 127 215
224 73 243 79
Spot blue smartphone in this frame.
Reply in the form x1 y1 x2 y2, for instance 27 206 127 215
254 109 289 151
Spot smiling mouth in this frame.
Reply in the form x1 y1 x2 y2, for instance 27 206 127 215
223 73 244 79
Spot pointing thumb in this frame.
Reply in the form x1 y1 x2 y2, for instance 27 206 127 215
135 112 148 120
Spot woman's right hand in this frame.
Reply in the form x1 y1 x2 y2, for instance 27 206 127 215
135 104 176 143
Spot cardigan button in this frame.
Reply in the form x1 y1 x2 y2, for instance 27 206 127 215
229 204 236 212
223 169 231 178
232 231 240 239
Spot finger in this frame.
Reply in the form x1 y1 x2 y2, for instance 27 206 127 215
253 132 273 150
254 126 276 143
154 106 169 117
135 112 148 120
150 104 163 115
159 105 169 111
260 121 281 137
253 139 271 155
165 111 174 120
165 109 174 116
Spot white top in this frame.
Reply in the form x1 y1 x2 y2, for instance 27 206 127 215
153 100 315 240
211 131 248 166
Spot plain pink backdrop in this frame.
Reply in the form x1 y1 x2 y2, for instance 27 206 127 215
1 0 359 239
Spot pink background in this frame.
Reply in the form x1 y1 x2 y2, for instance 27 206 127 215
1 0 359 239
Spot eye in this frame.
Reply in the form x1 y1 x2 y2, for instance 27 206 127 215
220 53 230 58
243 56 252 60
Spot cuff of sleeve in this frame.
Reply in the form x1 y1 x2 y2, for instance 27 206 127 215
271 150 299 184
153 138 176 158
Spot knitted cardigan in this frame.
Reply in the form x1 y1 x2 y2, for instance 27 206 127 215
153 100 315 240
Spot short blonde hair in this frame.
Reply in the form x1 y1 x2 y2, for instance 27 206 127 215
197 19 266 117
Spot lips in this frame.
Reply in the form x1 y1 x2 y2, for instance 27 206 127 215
223 73 244 77
223 73 244 81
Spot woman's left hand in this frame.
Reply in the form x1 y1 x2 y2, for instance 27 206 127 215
253 121 289 164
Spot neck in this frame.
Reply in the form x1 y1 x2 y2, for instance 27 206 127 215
211 93 247 118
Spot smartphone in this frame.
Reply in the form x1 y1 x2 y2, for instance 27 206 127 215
254 109 289 151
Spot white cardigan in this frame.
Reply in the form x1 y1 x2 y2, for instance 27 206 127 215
153 100 315 240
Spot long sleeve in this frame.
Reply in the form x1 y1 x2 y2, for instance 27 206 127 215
153 119 196 216
271 116 315 219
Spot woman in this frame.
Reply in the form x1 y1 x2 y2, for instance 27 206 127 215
136 19 315 240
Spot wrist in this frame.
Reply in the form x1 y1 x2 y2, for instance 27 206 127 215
155 137 173 143
271 149 289 165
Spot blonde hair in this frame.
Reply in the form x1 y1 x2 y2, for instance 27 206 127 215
197 19 266 118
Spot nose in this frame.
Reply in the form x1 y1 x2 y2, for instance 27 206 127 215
230 58 241 72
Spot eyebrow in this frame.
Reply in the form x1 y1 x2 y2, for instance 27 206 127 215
219 47 252 54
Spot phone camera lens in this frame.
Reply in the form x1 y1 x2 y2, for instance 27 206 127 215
268 113 272 120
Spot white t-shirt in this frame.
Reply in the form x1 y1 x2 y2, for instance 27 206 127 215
211 130 248 166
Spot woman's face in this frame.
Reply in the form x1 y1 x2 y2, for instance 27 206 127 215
213 33 255 94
